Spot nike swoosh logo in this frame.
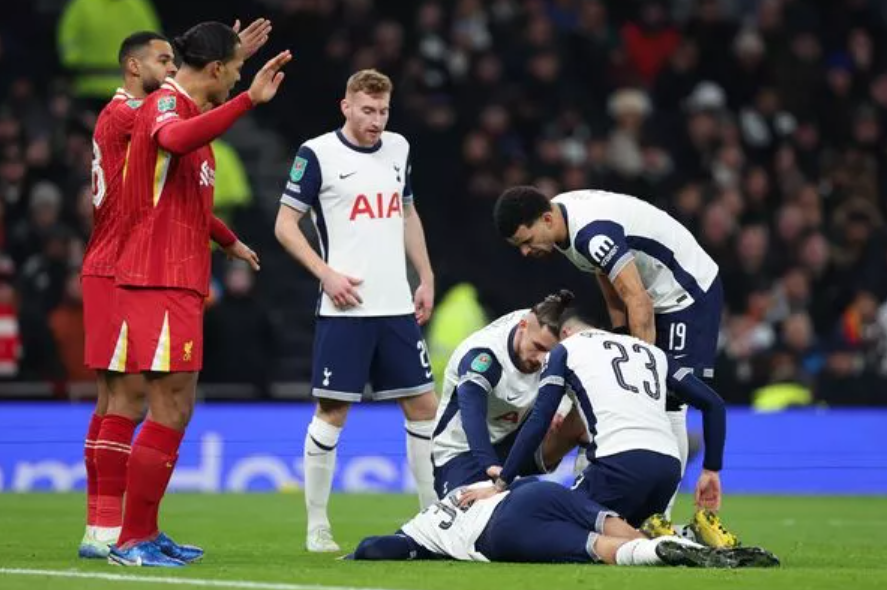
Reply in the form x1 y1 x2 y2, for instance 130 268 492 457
673 354 688 360
339 171 356 179
424 370 433 378
306 451 327 457
506 395 520 402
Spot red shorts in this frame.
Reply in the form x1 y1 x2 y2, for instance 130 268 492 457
110 286 205 373
82 275 117 370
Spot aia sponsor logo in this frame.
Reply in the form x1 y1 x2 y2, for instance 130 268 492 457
350 192 401 220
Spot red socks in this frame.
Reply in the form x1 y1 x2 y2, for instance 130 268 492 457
94 414 137 528
117 420 184 547
84 414 103 527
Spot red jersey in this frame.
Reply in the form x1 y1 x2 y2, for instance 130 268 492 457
115 78 216 296
82 88 142 278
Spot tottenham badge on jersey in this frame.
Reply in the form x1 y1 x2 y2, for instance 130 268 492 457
290 157 307 182
157 96 176 113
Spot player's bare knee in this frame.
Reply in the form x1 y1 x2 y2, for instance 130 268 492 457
106 372 146 421
316 398 350 427
398 390 437 421
145 371 197 430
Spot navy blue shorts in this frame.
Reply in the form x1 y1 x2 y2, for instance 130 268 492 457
432 429 545 498
311 315 434 402
475 480 615 563
655 276 723 380
573 449 681 527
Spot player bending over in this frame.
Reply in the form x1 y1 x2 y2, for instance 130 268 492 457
350 480 778 567
494 186 733 540
462 309 726 532
432 290 586 497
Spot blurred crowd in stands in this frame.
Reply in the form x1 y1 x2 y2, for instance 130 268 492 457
1 0 886 406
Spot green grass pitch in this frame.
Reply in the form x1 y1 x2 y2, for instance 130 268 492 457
1 493 885 590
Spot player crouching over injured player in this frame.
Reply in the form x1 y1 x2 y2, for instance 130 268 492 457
348 480 779 567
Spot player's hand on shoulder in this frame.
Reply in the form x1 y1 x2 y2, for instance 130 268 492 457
414 282 435 326
224 240 261 271
233 18 272 60
247 50 292 105
695 469 722 512
321 268 363 309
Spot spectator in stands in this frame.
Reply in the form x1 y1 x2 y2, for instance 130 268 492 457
1 0 886 402
57 0 160 109
49 269 91 382
0 257 21 379
203 262 275 396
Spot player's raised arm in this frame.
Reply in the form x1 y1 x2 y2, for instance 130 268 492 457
153 50 291 155
665 355 726 510
233 17 272 60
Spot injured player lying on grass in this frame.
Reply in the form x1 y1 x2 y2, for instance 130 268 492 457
347 480 779 567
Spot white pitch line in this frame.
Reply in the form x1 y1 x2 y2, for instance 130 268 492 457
0 568 411 590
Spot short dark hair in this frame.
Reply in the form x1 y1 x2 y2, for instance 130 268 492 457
172 22 240 68
493 186 552 238
118 31 168 67
532 289 575 335
557 306 589 332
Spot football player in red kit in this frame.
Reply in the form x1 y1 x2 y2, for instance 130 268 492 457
80 20 271 561
107 22 290 567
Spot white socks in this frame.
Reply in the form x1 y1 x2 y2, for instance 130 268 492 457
664 406 689 518
615 538 667 566
405 419 436 509
304 416 342 532
92 526 121 544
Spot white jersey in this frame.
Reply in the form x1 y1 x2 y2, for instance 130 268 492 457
553 190 719 313
280 130 414 316
432 310 541 468
547 329 679 460
401 482 508 562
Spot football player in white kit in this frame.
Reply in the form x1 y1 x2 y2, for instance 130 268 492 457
493 186 736 544
462 310 726 529
347 480 778 567
431 290 585 498
275 70 437 552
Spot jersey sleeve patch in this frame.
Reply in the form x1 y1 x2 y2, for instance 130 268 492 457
574 220 634 281
157 96 177 112
150 93 183 137
470 352 493 373
281 145 322 211
289 156 307 182
456 347 503 392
